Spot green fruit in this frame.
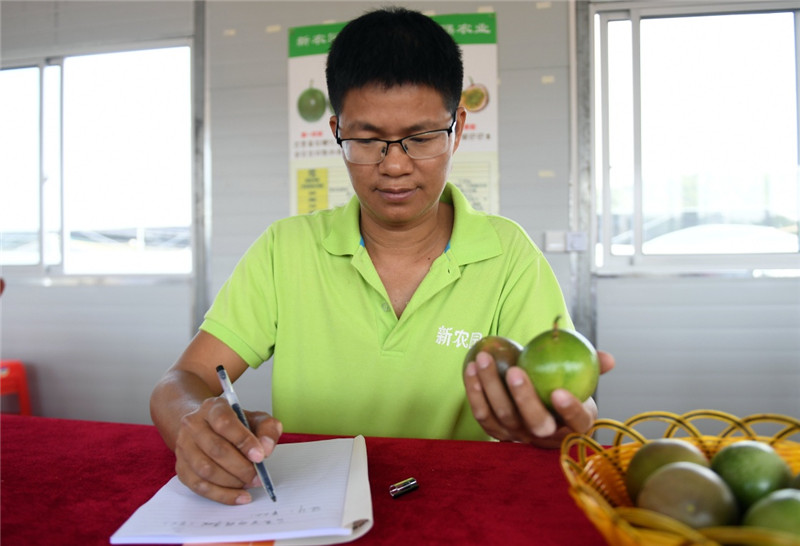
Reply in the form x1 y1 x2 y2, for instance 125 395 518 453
462 336 522 379
636 461 738 529
517 316 599 411
297 81 327 122
625 439 710 503
711 441 792 510
742 488 800 536
792 472 800 489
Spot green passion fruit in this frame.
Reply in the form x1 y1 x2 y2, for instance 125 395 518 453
462 335 522 379
625 439 710 504
297 81 327 122
636 461 739 529
742 488 800 537
711 441 792 511
517 316 599 412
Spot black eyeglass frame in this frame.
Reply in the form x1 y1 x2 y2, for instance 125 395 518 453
335 113 458 164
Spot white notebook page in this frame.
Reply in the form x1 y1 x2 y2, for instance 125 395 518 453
111 437 359 544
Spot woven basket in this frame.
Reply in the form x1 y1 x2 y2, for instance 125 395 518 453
560 410 800 546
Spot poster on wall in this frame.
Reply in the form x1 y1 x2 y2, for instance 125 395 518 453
288 13 499 215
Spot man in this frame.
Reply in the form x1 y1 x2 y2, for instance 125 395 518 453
150 7 614 506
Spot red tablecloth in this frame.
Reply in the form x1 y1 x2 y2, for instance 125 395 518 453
0 414 605 545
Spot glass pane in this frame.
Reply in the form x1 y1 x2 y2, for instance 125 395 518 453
62 47 192 274
43 64 62 266
594 14 604 267
607 20 635 256
0 67 41 265
639 13 799 255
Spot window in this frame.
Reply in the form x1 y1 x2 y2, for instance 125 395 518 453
593 4 799 272
0 46 192 275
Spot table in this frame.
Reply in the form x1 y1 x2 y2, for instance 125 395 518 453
0 414 605 545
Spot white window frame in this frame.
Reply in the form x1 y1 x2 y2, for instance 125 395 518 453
591 1 800 275
1 39 196 284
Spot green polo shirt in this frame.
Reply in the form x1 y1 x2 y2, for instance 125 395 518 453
201 183 571 441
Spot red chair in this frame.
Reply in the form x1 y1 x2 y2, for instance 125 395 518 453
1 360 32 415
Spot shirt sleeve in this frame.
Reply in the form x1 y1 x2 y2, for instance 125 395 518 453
492 221 573 345
200 228 278 368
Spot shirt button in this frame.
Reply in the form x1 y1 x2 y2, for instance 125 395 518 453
381 302 391 312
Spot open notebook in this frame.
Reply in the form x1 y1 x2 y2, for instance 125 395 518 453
111 436 372 545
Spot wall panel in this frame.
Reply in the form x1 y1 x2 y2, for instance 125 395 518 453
595 276 800 435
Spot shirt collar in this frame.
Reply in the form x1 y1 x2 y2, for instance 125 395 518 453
444 182 503 265
322 182 503 264
322 195 362 256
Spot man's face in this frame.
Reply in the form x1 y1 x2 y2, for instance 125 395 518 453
330 83 465 229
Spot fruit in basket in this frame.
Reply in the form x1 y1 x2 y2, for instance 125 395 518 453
710 441 792 510
636 461 738 528
742 488 800 536
625 439 710 503
462 336 522 380
517 316 599 412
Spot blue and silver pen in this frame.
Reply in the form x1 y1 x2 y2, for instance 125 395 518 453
215 364 277 502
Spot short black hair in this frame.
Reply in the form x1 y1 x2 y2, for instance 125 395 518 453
326 6 463 116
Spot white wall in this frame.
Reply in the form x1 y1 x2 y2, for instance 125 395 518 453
2 1 797 427
0 283 193 422
596 276 800 432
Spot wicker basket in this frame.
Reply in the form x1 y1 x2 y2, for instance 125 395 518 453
560 410 800 546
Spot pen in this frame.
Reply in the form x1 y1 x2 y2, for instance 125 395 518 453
215 364 277 502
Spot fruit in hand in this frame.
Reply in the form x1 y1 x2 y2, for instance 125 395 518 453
636 461 738 529
625 439 710 503
742 488 800 536
297 81 327 122
463 336 522 379
517 316 599 412
710 440 792 510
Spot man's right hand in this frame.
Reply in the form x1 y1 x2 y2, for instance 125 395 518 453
174 396 282 505
150 330 282 505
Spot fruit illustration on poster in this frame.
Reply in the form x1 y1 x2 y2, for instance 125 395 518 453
460 77 489 113
297 80 327 122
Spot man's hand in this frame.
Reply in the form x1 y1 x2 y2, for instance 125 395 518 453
150 331 283 505
464 350 615 447
173 395 282 505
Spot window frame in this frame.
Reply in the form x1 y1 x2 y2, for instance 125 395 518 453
0 39 195 283
591 1 800 274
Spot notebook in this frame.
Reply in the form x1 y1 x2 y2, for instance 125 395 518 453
111 436 372 545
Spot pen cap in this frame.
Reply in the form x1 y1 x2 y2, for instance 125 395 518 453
389 477 418 498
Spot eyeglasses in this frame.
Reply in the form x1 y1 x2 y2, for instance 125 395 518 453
335 115 457 165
